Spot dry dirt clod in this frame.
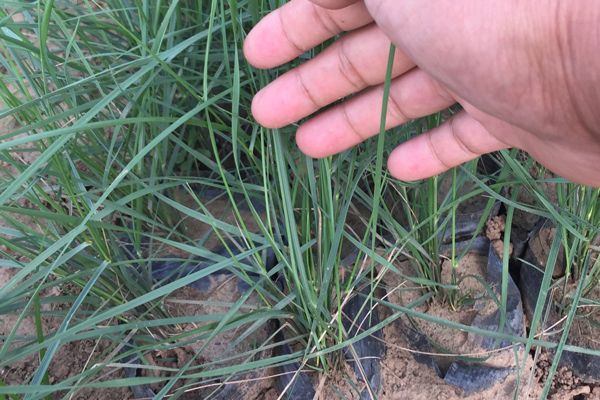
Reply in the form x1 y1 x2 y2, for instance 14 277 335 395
535 351 584 396
485 215 506 241
529 226 567 278
549 385 590 400
486 216 514 259
492 239 514 260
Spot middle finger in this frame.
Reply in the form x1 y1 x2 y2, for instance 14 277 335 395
251 23 416 128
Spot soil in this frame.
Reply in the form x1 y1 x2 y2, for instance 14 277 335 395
0 268 133 400
522 221 600 399
371 254 533 398
320 322 534 400
437 176 492 215
129 276 275 399
486 215 514 260
528 225 567 278
335 248 600 400
504 164 560 262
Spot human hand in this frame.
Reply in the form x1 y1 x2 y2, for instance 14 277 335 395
244 0 600 187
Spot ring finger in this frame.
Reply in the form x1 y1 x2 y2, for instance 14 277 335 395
295 67 457 156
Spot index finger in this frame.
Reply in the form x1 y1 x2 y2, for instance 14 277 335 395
244 0 373 69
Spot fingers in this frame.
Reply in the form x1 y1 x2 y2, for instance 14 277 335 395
251 24 415 128
387 110 510 181
244 0 373 69
295 68 456 156
309 0 362 9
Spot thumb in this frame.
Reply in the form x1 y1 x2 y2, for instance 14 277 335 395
387 111 510 181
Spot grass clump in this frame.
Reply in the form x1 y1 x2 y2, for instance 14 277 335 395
1 1 600 399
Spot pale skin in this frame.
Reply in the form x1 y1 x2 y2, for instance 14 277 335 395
244 0 600 187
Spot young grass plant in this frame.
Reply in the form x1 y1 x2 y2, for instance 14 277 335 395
0 0 391 397
556 180 600 285
379 113 489 304
2 0 600 398
0 0 285 397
